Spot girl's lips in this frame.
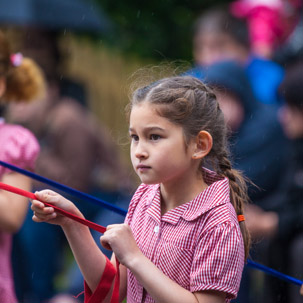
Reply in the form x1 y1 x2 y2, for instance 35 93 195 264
136 164 151 170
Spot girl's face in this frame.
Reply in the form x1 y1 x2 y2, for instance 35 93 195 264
129 102 197 185
193 31 247 66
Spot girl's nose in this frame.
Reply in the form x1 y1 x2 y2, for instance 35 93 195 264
135 142 148 159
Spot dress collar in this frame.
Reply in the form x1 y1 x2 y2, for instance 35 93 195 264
146 168 230 224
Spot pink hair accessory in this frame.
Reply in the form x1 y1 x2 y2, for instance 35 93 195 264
10 52 23 67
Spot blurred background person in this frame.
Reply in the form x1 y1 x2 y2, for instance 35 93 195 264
202 60 288 222
6 28 134 303
270 60 303 303
188 10 303 302
0 30 44 303
240 59 303 303
189 7 284 105
201 60 289 302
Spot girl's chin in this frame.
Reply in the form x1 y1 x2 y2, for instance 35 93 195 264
138 176 160 185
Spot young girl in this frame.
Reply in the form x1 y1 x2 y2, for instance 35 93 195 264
31 75 250 303
0 30 44 302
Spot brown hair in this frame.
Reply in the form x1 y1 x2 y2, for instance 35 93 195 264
0 30 45 103
129 75 250 259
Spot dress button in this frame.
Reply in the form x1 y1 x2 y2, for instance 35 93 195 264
154 226 159 233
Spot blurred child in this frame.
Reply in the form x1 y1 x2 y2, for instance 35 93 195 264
0 30 44 303
6 28 133 303
31 75 250 302
202 60 289 302
202 60 288 208
190 7 284 105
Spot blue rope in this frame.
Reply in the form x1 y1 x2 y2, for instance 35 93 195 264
0 160 302 287
247 259 302 286
0 160 127 216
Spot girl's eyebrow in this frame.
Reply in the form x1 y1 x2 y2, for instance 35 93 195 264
129 126 165 133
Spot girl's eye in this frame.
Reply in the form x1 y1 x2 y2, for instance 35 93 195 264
130 134 139 141
150 134 161 141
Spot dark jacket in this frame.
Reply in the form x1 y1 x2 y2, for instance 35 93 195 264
273 139 303 240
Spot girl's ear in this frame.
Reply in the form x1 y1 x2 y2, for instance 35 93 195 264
0 77 6 98
192 131 213 160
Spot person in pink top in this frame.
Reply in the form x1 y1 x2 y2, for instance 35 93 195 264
31 75 250 302
0 30 44 302
230 0 302 59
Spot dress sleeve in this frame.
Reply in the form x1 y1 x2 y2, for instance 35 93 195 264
190 222 244 301
0 124 40 176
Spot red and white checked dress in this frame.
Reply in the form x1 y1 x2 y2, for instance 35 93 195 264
125 168 245 302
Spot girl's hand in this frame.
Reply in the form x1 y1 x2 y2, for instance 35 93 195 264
31 190 82 227
100 223 142 267
300 284 303 296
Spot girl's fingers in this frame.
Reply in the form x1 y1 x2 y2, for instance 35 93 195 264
31 200 54 213
31 200 58 224
35 190 75 213
31 200 46 209
106 224 121 231
100 226 120 251
100 235 112 251
32 214 43 223
36 189 58 197
35 190 61 205
101 224 132 249
32 212 57 223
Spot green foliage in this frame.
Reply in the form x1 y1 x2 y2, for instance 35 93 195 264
94 0 231 61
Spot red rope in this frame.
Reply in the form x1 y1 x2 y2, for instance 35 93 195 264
0 182 120 302
0 182 106 233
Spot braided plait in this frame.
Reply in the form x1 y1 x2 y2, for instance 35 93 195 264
218 151 251 259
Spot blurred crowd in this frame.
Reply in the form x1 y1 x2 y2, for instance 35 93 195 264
187 2 303 302
0 0 302 302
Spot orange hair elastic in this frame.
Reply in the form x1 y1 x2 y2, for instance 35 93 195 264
237 215 245 222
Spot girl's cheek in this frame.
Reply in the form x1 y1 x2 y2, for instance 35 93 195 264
130 152 136 166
